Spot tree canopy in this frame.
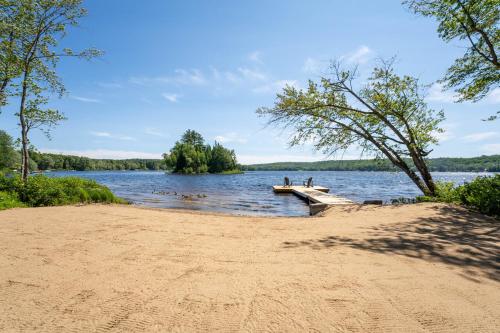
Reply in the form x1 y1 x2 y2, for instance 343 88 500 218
0 130 18 170
257 60 444 196
404 0 500 110
0 0 101 180
163 130 240 174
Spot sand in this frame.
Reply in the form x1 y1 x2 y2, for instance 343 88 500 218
0 203 498 332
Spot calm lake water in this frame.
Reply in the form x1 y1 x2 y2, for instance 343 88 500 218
47 170 494 216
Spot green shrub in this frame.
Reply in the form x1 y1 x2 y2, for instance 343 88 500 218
459 175 499 217
418 181 463 203
0 191 25 210
0 173 126 209
417 176 499 217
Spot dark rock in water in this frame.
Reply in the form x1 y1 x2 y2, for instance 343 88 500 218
181 194 194 200
363 200 383 205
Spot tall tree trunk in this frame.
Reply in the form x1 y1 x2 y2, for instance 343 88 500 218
19 71 29 182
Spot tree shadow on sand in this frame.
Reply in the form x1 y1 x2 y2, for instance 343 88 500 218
283 205 499 282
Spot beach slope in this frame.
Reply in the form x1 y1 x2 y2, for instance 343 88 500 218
0 203 498 332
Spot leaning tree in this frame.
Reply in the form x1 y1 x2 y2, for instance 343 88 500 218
257 60 445 196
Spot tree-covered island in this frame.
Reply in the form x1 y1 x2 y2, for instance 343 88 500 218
163 130 241 174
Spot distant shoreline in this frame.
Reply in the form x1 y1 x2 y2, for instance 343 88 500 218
27 153 500 173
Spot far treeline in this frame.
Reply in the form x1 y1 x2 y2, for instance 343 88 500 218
243 156 500 173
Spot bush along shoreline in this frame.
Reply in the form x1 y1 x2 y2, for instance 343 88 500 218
417 174 500 217
0 173 126 210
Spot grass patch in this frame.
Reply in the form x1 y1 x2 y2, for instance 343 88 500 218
0 191 26 210
0 173 126 210
218 169 244 175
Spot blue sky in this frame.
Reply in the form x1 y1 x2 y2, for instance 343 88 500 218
1 0 498 163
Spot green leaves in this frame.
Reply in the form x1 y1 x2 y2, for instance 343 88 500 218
163 130 240 174
403 0 499 104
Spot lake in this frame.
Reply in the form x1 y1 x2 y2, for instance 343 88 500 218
46 170 494 216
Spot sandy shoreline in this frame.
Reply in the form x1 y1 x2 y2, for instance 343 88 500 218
0 203 498 332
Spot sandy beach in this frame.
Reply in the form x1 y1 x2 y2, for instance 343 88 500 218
0 203 498 332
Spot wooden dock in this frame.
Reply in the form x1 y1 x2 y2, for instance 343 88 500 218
273 185 355 215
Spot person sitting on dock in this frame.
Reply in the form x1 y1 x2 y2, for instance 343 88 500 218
303 177 313 188
283 177 292 187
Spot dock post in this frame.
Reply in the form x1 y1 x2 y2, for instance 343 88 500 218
309 203 328 216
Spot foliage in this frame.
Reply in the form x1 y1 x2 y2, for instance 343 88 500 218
22 93 67 139
257 59 443 196
243 155 500 172
29 151 167 171
458 175 500 216
0 130 18 170
0 191 25 210
0 0 102 180
404 0 500 107
163 130 240 174
0 173 126 209
417 175 500 217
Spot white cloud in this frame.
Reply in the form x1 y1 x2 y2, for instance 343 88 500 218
40 149 162 160
344 45 373 64
162 93 180 103
97 82 122 89
248 51 263 64
463 131 500 142
71 95 102 103
130 69 206 86
214 132 248 144
434 123 457 142
237 67 267 81
481 143 500 155
145 128 167 137
253 79 299 94
486 88 500 104
302 57 328 74
90 131 136 141
426 83 457 103
90 131 111 137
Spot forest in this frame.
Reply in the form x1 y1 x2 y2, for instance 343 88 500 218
243 156 500 172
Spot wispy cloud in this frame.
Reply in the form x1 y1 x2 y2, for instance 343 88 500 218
71 95 102 103
248 51 263 64
344 45 373 64
237 67 267 81
426 83 457 103
486 87 500 104
434 123 457 142
481 143 500 155
97 82 122 89
253 80 299 94
145 127 167 137
90 131 136 141
214 132 248 144
162 93 180 103
463 131 500 142
41 149 162 160
130 69 207 86
302 57 328 74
